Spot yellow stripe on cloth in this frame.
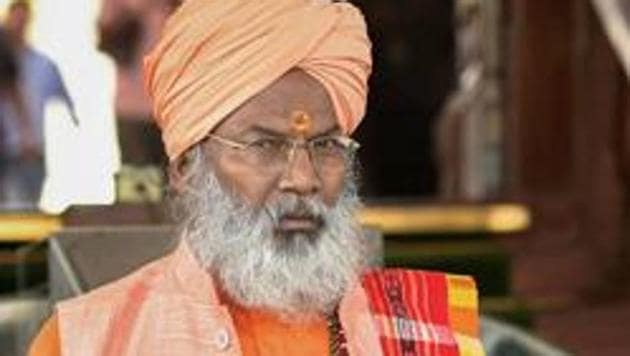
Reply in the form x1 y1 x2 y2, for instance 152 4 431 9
454 333 486 356
446 274 481 341
448 306 479 337
447 275 479 309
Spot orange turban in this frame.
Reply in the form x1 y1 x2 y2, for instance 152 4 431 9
143 0 372 161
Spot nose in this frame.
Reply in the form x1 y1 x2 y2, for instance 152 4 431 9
278 146 322 196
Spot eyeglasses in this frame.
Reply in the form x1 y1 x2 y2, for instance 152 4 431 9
207 133 359 173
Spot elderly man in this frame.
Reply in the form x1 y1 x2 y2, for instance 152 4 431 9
30 1 483 355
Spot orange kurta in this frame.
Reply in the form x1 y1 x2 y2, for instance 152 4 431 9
29 315 60 356
29 309 329 356
227 304 329 356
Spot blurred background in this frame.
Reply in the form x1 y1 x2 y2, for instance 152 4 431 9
0 0 629 354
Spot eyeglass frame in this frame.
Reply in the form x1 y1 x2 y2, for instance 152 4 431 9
206 132 360 174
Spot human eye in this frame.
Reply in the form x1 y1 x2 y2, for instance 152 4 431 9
311 137 344 156
249 138 285 151
313 137 342 149
245 138 290 164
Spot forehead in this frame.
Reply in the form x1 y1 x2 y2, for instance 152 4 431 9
214 69 338 137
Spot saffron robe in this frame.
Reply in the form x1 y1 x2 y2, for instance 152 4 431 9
29 242 484 355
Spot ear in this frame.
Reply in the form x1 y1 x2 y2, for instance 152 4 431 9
168 156 188 193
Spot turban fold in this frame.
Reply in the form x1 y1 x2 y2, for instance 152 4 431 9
143 0 372 161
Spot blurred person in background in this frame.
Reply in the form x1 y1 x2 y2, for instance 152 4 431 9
0 0 74 207
99 0 181 121
0 26 34 203
98 0 181 165
29 1 483 355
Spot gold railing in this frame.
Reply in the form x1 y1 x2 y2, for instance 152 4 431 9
359 203 530 234
0 213 62 242
0 203 530 242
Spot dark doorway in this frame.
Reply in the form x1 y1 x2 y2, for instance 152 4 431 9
354 0 456 199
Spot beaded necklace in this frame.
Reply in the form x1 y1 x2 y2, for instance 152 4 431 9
327 308 348 356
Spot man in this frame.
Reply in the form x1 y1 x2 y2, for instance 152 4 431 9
30 0 484 355
0 26 32 180
0 0 74 206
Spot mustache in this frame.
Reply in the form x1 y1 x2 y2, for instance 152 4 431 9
262 195 328 224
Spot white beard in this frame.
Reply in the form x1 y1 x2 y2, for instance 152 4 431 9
172 151 368 319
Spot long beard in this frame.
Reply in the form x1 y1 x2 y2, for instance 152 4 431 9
171 156 368 319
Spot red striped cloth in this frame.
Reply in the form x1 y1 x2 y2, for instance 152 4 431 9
361 269 485 356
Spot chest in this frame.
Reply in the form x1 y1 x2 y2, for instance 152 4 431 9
229 307 329 356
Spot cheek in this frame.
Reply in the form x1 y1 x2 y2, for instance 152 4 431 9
212 154 278 206
321 166 347 206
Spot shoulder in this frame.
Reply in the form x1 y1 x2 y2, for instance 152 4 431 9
22 48 50 65
21 48 61 75
56 252 174 315
359 268 482 344
50 252 182 354
23 47 54 62
361 268 478 295
359 268 480 322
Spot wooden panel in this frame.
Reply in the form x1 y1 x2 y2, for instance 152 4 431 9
506 0 576 194
572 3 625 272
503 0 630 301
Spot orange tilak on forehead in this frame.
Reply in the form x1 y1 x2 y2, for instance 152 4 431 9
290 110 313 137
